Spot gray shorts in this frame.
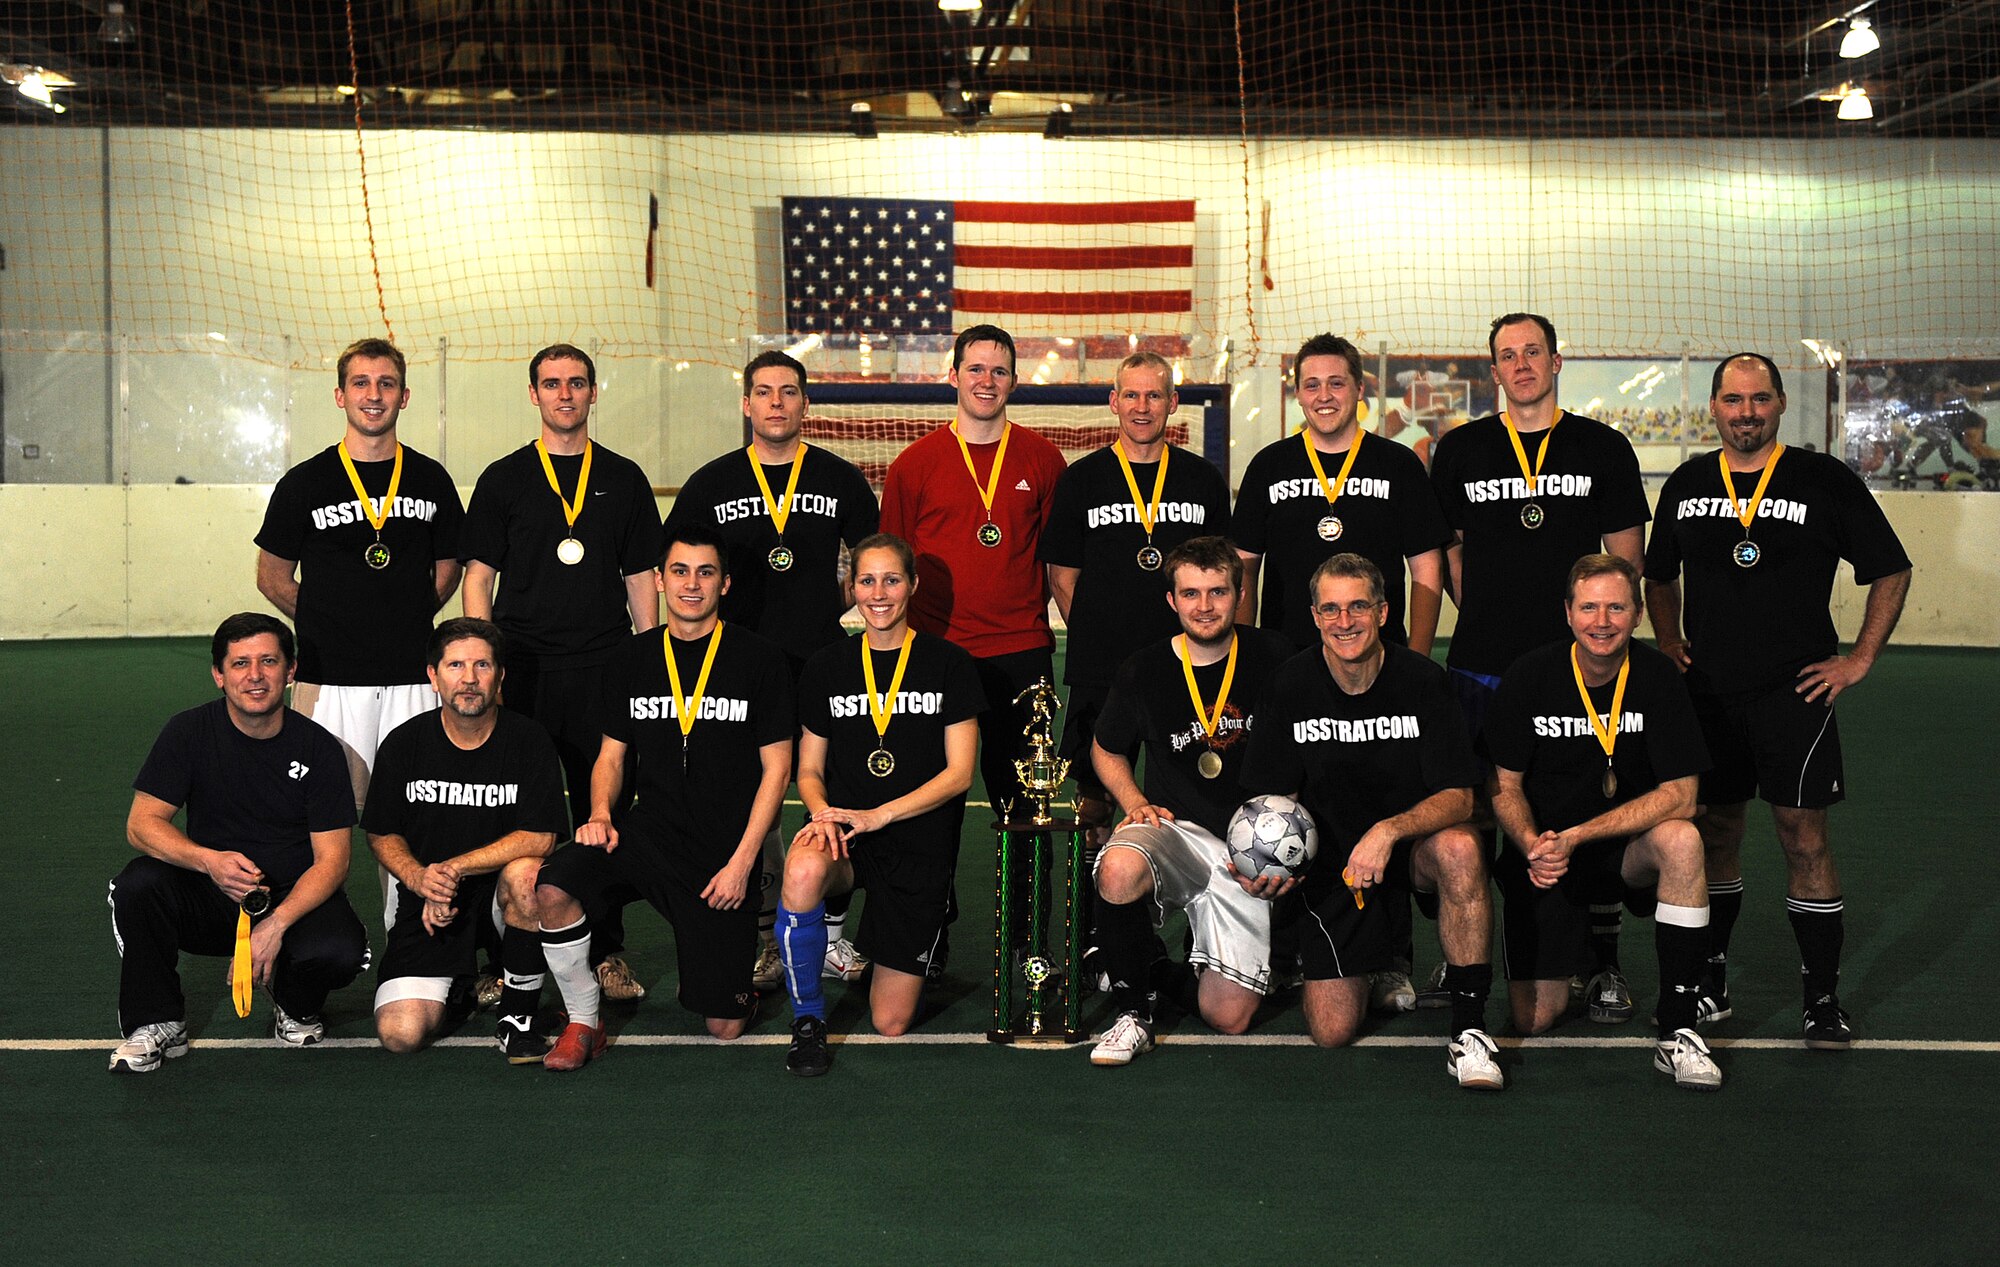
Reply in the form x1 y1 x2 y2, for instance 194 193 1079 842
1095 820 1273 995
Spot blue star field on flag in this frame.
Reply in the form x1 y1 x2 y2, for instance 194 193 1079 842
782 197 956 336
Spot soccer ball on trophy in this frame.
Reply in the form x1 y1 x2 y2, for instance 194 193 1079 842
1226 794 1319 882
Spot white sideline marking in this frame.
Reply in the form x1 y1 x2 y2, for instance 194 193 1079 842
15 1034 2000 1053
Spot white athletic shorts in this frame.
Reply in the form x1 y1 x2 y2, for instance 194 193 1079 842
1096 820 1273 995
293 680 438 927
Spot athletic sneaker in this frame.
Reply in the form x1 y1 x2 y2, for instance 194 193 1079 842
1654 1027 1723 1091
1369 969 1418 1014
1416 961 1451 1008
1447 1028 1505 1091
497 1018 551 1065
545 1021 608 1071
1696 985 1733 1025
108 1020 189 1073
924 927 950 983
596 955 646 1002
1803 995 1852 1050
1090 1012 1155 1067
271 1002 324 1047
751 940 784 992
822 938 870 982
1081 945 1110 995
473 971 503 1011
786 1015 832 1077
1586 967 1635 1024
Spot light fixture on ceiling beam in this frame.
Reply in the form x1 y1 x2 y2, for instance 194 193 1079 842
938 0 982 12
99 3 138 47
1837 84 1874 120
1839 18 1880 59
3 62 72 112
848 100 877 138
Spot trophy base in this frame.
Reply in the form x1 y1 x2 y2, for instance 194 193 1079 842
986 1029 1084 1046
994 817 1079 833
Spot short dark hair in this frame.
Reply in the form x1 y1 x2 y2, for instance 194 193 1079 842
529 344 597 387
663 522 730 576
337 338 405 386
1565 553 1642 608
428 617 506 672
851 532 916 578
211 612 294 670
1308 552 1385 606
1488 313 1559 361
1163 535 1243 592
1292 333 1366 388
1711 352 1786 400
952 324 1016 373
742 350 808 394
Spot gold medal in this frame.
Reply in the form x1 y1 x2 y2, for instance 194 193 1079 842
862 629 917 775
1502 409 1561 532
1301 429 1364 548
663 623 725 767
1732 540 1761 568
768 545 795 572
1602 766 1618 800
977 521 1004 548
1179 631 1239 781
1113 439 1171 572
867 748 896 778
1718 446 1785 571
1197 750 1223 780
557 537 586 565
953 422 1012 551
536 438 594 565
1136 545 1163 571
1570 643 1631 804
336 440 404 569
1316 515 1343 542
1520 502 1545 530
747 444 808 577
363 541 392 570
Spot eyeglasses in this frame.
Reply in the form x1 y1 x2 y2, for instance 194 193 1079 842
1314 599 1383 619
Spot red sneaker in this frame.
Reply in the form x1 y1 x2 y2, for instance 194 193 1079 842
545 1021 607 1072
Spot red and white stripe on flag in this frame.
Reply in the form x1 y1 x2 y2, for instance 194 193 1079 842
952 200 1194 333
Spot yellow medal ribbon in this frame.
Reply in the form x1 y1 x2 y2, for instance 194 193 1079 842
1178 631 1239 744
534 438 595 532
336 440 404 534
1501 408 1563 498
1569 642 1632 769
1112 440 1171 538
231 908 254 1017
747 443 809 538
1300 427 1366 515
1718 443 1785 533
951 421 1013 524
663 622 725 742
861 629 917 745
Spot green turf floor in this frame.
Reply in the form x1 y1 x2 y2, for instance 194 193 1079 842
4 638 1998 1263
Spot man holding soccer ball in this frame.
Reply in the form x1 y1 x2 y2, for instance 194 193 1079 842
1241 553 1503 1089
1085 536 1295 1066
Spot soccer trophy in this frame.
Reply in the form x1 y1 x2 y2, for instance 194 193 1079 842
988 678 1086 1044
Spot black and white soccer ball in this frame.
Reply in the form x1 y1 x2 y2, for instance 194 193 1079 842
1226 793 1318 882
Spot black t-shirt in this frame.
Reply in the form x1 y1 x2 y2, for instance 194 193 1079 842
1430 413 1650 676
361 707 569 868
132 699 356 888
1231 431 1452 649
255 443 463 685
1644 447 1912 698
460 441 665 666
598 623 794 875
1038 444 1232 686
1484 641 1710 834
1240 644 1478 899
1093 626 1294 838
664 444 879 661
797 632 985 854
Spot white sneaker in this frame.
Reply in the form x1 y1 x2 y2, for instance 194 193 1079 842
1655 1027 1723 1090
1090 1012 1155 1067
272 1002 324 1047
1369 969 1417 1014
751 940 783 992
1447 1028 1505 1091
109 1020 189 1073
822 938 870 982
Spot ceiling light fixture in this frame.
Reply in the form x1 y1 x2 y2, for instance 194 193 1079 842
938 0 982 12
99 2 138 47
1837 85 1874 120
1839 18 1880 59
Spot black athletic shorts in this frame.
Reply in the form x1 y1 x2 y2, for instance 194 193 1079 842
1694 684 1844 810
1056 685 1110 800
850 840 954 979
377 873 503 985
538 840 757 1020
1448 668 1502 782
1496 838 1658 981
1293 840 1438 980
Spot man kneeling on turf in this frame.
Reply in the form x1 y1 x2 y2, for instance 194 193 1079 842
1485 554 1721 1089
1086 536 1296 1065
535 526 794 1069
365 618 567 1060
109 613 368 1072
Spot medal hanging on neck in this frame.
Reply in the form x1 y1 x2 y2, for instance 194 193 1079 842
862 629 916 777
663 622 724 772
536 438 594 565
1717 444 1785 569
953 422 1013 548
338 440 404 570
1301 428 1365 543
1502 409 1562 530
1179 632 1239 779
1569 643 1630 799
748 443 808 572
1113 440 1171 571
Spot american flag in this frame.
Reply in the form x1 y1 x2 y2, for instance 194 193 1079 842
781 197 1195 337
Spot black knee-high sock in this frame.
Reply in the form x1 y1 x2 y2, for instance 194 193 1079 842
497 923 546 1033
1442 962 1492 1036
1589 904 1623 973
1708 878 1745 980
1096 896 1156 1022
1151 957 1201 1019
1786 895 1844 1004
1654 901 1710 1037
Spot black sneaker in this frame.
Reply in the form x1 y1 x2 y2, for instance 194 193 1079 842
1803 995 1852 1050
924 926 951 983
786 1015 832 1077
497 1017 551 1065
